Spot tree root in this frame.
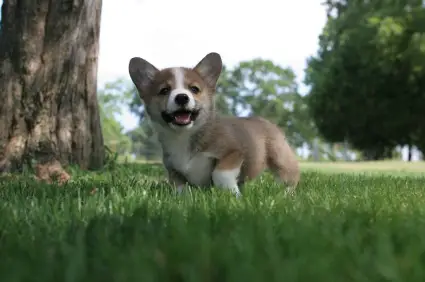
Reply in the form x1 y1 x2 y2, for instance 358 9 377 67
34 159 71 185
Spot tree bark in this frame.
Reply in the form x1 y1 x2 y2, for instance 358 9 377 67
0 0 104 172
407 145 412 162
362 147 385 161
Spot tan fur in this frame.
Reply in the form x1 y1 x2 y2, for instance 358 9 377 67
197 116 300 187
215 151 243 171
128 53 300 195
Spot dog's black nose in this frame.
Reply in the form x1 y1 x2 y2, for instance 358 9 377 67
174 93 190 106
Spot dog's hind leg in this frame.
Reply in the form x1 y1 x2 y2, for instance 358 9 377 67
212 151 243 197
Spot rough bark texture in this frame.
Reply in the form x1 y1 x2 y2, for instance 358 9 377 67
0 0 104 172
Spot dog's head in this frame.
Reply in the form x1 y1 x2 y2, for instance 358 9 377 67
128 53 222 132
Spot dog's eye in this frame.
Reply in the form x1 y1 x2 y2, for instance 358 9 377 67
189 86 200 94
158 86 170 95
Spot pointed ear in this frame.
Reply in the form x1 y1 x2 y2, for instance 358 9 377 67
193 52 223 89
128 57 159 100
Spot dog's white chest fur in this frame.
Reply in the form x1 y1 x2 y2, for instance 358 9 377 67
163 137 214 187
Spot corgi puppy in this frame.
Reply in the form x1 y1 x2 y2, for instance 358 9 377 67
128 52 300 196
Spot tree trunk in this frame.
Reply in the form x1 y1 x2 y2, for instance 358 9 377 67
0 0 104 173
362 147 386 161
382 146 393 159
407 145 412 162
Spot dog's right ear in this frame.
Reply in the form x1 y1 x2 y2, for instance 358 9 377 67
128 57 159 100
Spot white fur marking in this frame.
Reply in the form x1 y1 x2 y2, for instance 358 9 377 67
173 67 185 89
212 168 241 197
162 134 214 187
170 123 193 130
167 68 196 112
176 185 184 194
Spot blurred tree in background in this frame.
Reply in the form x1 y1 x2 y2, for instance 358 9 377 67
305 0 425 160
224 59 317 148
97 79 133 157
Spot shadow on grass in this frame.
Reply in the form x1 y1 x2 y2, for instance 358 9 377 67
2 201 425 281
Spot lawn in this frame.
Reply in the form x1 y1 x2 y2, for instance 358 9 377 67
300 160 425 176
1 162 425 281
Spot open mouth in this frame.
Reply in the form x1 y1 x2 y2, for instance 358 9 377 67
161 109 200 126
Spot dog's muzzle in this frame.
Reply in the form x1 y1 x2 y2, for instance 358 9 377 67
161 109 200 126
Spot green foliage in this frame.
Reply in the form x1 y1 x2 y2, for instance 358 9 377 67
215 65 242 116
103 146 120 170
306 0 425 159
223 59 316 147
1 164 425 280
98 79 134 156
125 80 163 160
128 84 145 123
127 122 162 160
125 89 161 159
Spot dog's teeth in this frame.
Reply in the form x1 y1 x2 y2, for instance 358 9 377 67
174 112 191 124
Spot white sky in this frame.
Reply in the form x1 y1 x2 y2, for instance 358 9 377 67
98 0 328 131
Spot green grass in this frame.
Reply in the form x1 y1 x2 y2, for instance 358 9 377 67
300 160 425 176
1 163 425 281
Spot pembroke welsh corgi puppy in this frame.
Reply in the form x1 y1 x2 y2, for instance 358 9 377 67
128 52 300 196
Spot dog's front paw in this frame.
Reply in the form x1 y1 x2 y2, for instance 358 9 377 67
175 185 185 195
212 169 241 197
285 186 296 196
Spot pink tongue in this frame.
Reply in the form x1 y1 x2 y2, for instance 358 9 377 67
174 113 191 124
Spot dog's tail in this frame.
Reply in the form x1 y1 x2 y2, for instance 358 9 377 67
266 125 300 190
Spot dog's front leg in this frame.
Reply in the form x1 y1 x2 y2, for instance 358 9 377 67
212 151 243 197
166 167 188 194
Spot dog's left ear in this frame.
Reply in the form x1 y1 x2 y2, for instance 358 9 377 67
193 52 223 89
